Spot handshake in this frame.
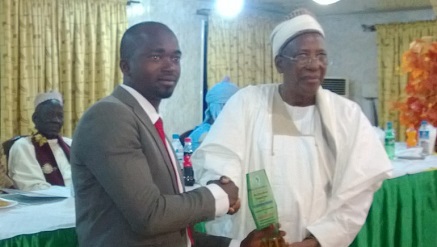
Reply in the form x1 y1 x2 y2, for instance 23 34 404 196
207 176 240 214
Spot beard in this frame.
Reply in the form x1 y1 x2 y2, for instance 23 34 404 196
157 86 176 99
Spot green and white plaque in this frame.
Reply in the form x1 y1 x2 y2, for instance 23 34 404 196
246 169 278 230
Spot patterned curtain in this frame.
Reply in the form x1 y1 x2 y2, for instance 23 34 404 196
432 0 437 15
207 11 282 89
376 20 437 140
0 0 127 142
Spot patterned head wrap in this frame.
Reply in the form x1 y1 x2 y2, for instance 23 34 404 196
204 76 239 122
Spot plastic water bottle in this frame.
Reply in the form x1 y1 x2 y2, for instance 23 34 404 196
171 134 184 171
384 121 395 160
418 120 430 155
183 137 195 186
405 124 417 148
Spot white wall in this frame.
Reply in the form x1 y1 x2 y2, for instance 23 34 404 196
319 9 435 125
127 1 435 131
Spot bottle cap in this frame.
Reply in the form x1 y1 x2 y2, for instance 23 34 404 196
184 137 192 143
421 120 427 125
172 134 180 139
386 121 392 129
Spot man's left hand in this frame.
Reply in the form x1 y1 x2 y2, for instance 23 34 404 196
290 238 320 247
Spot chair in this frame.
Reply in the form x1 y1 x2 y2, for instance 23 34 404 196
2 135 28 162
0 135 26 190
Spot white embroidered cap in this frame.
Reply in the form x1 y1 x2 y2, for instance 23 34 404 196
34 91 63 108
270 9 325 57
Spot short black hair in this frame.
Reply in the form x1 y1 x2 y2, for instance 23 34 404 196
120 22 173 61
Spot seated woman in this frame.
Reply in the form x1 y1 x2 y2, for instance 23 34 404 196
189 76 239 151
8 91 72 191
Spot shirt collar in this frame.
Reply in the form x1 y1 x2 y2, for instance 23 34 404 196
120 84 160 124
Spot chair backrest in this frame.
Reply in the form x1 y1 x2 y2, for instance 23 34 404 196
2 135 28 162
0 136 26 189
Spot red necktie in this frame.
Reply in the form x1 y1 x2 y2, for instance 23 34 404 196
154 118 168 152
154 118 194 245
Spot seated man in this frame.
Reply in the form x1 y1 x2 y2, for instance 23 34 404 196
189 76 239 151
8 91 72 191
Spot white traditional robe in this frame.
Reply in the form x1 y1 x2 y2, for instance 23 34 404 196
192 84 392 247
8 136 72 191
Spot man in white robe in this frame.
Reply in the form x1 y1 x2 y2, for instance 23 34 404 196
192 9 392 247
8 91 72 191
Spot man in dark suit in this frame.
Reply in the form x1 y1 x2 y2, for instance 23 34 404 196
71 22 283 247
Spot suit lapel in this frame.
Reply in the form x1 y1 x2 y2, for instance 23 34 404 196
112 86 180 193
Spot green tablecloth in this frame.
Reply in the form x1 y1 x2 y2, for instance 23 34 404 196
0 228 77 247
1 170 436 247
351 170 437 247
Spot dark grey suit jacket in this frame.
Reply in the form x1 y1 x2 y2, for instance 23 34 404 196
71 86 231 247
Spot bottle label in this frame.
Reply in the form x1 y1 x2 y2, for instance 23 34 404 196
184 167 195 186
385 137 395 146
419 130 430 140
183 154 192 166
384 136 395 159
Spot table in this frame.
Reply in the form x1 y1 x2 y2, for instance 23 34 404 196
0 228 77 247
1 156 436 247
0 197 76 247
350 169 437 247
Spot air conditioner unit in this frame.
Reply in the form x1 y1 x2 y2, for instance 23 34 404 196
322 78 349 98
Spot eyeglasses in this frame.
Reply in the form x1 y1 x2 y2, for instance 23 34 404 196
280 53 330 66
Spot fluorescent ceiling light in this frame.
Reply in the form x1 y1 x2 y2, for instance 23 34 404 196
216 0 244 18
313 0 341 5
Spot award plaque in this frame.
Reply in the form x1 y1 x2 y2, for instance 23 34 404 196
247 169 285 247
246 169 278 229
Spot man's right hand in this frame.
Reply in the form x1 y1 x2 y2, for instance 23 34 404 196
207 176 239 213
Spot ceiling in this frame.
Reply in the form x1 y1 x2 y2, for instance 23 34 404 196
205 0 434 16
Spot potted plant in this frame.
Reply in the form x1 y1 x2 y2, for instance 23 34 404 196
394 36 437 152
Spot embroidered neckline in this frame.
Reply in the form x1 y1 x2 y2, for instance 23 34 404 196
32 132 48 147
